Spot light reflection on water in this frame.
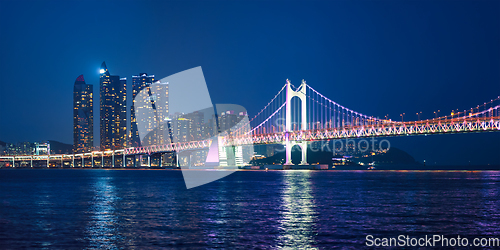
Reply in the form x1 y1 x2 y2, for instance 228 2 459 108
33 182 56 248
277 171 317 249
0 169 499 249
203 180 230 246
85 175 118 249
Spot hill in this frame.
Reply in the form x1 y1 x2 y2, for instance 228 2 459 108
250 146 418 166
49 140 73 154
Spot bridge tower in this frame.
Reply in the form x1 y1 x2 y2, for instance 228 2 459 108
284 79 308 166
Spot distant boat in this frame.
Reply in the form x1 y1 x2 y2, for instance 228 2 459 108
367 166 376 170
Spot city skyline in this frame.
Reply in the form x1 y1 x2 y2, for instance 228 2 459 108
1 75 497 169
1 61 498 165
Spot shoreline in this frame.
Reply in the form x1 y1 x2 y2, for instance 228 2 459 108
0 168 499 172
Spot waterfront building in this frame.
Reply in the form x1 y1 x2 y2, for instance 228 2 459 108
99 62 127 150
73 74 93 153
186 111 204 141
34 142 50 155
172 114 191 143
219 110 246 133
130 73 155 147
131 75 169 147
4 141 50 155
203 116 218 138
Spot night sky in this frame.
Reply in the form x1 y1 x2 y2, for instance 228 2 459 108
0 0 499 165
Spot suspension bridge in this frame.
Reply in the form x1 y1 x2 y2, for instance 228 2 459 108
1 79 499 168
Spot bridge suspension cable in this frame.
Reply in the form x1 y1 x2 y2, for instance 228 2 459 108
305 84 392 130
247 83 287 124
249 102 286 134
420 96 500 122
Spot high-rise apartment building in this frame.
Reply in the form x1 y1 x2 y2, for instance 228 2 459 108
130 73 155 147
73 74 93 153
99 62 127 150
130 74 168 147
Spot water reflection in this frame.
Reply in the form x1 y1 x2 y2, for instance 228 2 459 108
1 170 499 249
85 175 119 249
203 182 230 246
478 171 500 236
33 182 56 248
277 171 317 249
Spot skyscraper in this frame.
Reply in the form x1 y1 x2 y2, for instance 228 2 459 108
73 74 93 153
130 73 155 147
130 74 169 147
99 62 127 150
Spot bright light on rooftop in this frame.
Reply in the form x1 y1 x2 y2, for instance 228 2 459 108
100 69 105 74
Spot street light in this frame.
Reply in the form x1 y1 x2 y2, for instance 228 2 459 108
416 111 422 121
434 110 440 119
400 113 405 122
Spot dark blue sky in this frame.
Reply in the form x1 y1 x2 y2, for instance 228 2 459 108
0 0 499 165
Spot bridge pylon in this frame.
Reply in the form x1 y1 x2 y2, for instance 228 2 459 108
284 79 308 166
